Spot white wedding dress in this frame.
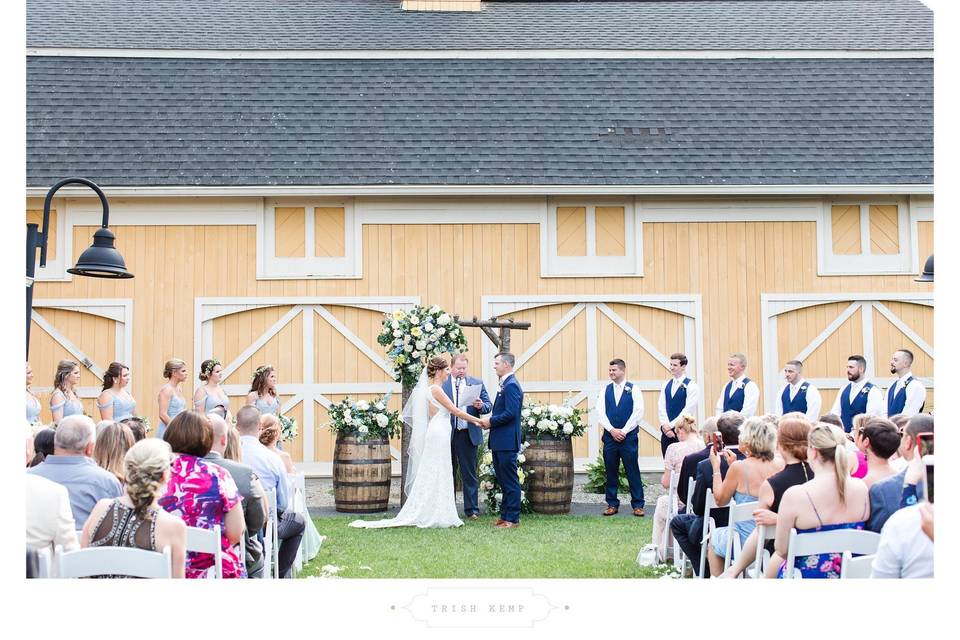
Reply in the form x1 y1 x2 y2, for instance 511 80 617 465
348 381 463 529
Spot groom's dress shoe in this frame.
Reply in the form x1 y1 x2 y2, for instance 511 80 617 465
603 506 619 516
494 519 506 526
468 514 480 521
633 508 646 517
495 521 519 529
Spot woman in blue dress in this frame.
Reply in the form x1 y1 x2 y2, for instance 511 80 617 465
194 358 231 420
157 358 188 439
50 360 84 424
26 362 42 425
246 365 281 416
97 361 137 422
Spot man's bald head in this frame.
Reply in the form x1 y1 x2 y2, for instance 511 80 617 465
207 413 229 455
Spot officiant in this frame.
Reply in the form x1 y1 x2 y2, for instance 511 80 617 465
444 354 492 520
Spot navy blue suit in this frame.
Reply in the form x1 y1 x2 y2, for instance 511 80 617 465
488 374 523 523
600 381 645 510
443 375 492 517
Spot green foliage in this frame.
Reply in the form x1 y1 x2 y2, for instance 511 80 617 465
476 438 533 514
582 455 630 494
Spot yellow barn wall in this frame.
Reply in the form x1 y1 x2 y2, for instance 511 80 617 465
28 198 934 464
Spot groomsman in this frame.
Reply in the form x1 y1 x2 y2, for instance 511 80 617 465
714 353 760 418
443 354 492 520
884 349 926 417
774 360 821 422
657 352 700 457
596 359 646 517
830 354 883 432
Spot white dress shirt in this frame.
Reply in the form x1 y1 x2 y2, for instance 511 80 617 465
657 376 700 426
883 372 927 417
774 379 822 422
25 474 79 552
715 374 760 418
870 505 934 578
830 378 884 418
595 380 644 434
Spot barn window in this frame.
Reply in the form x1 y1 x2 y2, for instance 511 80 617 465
820 198 916 275
542 199 642 277
258 199 360 279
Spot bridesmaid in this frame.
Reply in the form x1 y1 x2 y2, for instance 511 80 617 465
97 362 137 421
157 359 188 438
50 360 83 424
194 358 231 420
26 362 42 424
246 365 281 416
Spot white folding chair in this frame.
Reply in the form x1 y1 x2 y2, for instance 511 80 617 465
263 487 280 579
35 546 53 578
289 472 307 577
751 523 778 579
185 525 222 579
840 552 876 579
677 479 697 575
722 501 759 574
659 472 680 563
698 489 724 579
54 545 172 578
782 528 881 579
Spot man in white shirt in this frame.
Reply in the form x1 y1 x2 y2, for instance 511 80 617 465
595 359 646 517
884 349 927 417
24 428 79 553
657 352 699 457
773 360 821 422
871 502 934 578
830 354 884 432
714 353 760 418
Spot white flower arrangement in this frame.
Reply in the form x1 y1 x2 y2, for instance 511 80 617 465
377 305 469 387
521 398 586 441
478 438 533 514
327 394 402 441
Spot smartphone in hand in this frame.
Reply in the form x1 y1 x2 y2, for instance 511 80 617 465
712 432 724 454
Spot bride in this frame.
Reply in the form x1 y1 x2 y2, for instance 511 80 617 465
349 356 483 529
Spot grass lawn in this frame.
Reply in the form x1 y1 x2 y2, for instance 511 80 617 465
299 513 670 579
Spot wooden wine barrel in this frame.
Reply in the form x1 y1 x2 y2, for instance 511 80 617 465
333 434 392 513
525 435 574 515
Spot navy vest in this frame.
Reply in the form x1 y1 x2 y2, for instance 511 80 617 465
840 381 874 432
605 382 635 434
887 376 924 415
722 378 751 413
665 377 690 422
781 381 809 414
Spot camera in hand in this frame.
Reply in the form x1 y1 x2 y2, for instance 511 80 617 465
712 432 724 454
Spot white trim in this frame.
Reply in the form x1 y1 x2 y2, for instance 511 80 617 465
819 197 915 275
220 305 304 382
909 196 934 273
258 198 360 279
543 198 642 277
871 302 935 358
313 306 394 377
24 184 934 198
596 303 671 369
26 47 934 60
29 197 69 282
793 302 861 363
514 303 586 372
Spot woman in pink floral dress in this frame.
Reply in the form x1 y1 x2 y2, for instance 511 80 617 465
159 412 246 578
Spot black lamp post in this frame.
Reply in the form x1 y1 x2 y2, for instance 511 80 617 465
27 178 133 358
915 254 933 283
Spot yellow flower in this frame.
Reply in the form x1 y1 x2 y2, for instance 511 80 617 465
411 327 423 338
393 310 404 321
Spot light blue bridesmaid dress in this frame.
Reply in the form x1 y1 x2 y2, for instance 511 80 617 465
197 387 230 416
253 394 281 416
50 391 84 423
26 392 42 424
158 392 186 438
97 391 137 421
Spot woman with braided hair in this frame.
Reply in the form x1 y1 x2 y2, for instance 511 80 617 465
80 438 187 578
246 364 281 416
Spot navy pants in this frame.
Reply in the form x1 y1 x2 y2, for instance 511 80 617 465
670 514 706 577
452 429 480 516
602 432 645 510
492 450 521 523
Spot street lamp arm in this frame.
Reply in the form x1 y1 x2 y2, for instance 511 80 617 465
40 177 110 267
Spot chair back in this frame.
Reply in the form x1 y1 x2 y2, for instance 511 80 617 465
186 524 223 579
783 528 881 579
676 479 697 575
660 472 681 560
840 552 876 579
722 501 759 572
698 489 725 578
263 487 279 579
54 545 172 578
751 523 778 579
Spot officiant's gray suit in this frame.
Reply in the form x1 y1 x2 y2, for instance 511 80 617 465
443 375 492 517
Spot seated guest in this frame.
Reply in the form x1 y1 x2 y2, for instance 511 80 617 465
27 415 123 526
868 414 933 532
856 418 901 488
720 417 812 578
774 423 870 578
28 427 56 467
159 412 245 579
237 405 304 578
819 414 843 429
676 416 718 513
95 420 118 439
204 413 268 578
24 427 79 553
82 438 187 579
224 425 243 462
871 502 933 578
120 417 148 442
847 414 871 478
707 416 784 577
260 414 295 474
93 422 135 484
886 414 910 471
670 411 745 577
651 414 703 561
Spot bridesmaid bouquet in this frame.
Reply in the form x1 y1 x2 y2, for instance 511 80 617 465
326 395 402 442
277 414 298 442
521 399 586 441
377 304 469 387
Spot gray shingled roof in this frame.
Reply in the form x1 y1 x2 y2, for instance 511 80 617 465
26 56 932 187
26 0 933 51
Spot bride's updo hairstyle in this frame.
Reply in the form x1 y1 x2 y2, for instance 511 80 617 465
426 356 449 379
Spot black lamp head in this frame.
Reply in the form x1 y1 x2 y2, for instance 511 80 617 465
67 227 134 279
915 254 933 283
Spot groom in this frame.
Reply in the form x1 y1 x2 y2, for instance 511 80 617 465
443 354 492 520
479 352 524 529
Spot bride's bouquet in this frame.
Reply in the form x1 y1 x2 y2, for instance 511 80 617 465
377 304 469 387
326 395 403 442
521 399 586 441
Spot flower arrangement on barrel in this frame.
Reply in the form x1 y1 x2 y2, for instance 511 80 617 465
377 304 469 386
326 395 404 513
518 398 587 514
478 440 534 515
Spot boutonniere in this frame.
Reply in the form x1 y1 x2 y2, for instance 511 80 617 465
860 386 870 396
624 383 633 393
734 381 745 391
